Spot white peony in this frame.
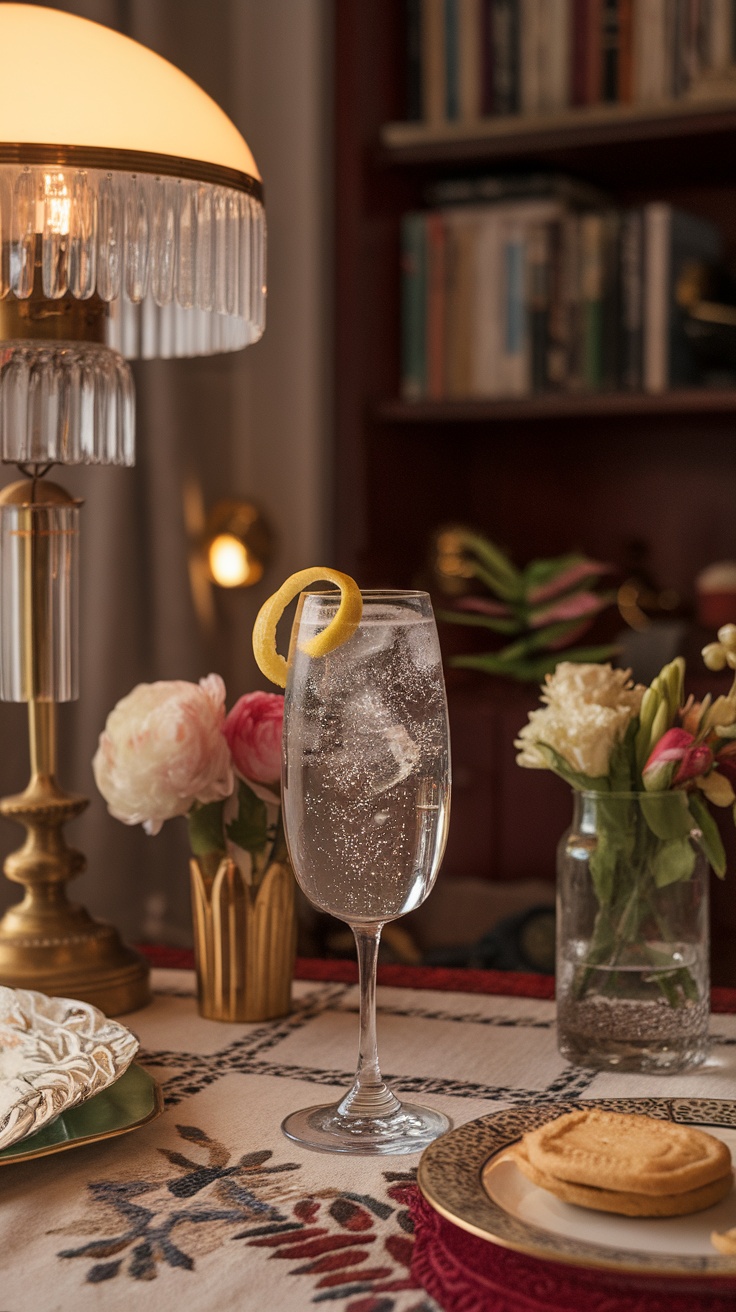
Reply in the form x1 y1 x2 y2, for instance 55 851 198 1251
515 662 645 779
92 675 234 835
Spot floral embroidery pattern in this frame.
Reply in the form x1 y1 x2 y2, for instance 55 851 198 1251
56 1125 433 1310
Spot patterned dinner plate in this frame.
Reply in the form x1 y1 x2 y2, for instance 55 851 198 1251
418 1098 736 1278
0 1063 163 1165
0 985 139 1151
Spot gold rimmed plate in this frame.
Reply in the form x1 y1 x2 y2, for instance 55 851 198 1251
418 1098 736 1279
0 1064 163 1166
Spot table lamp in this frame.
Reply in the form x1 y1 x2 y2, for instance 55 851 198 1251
0 5 265 1014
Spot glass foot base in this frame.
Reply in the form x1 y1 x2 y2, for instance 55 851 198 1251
281 1100 451 1155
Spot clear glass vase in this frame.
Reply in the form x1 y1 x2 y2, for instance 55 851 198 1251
556 790 710 1074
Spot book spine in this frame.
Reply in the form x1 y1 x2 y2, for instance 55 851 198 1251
601 0 620 101
619 208 644 390
571 0 591 103
643 202 670 393
471 211 501 395
406 0 424 119
546 219 569 389
617 0 634 99
426 212 447 398
422 0 447 122
493 0 520 113
520 0 541 113
527 223 551 391
480 0 495 114
444 212 478 396
600 210 621 387
500 222 528 395
541 0 572 111
563 213 585 390
445 0 460 117
457 0 482 119
581 212 604 389
400 213 428 400
586 0 604 103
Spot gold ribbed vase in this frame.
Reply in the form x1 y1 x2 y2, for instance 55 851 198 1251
190 857 296 1022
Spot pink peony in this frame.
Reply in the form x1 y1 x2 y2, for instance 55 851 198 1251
92 674 233 835
223 691 284 785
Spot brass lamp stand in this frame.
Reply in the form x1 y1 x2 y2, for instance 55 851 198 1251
0 479 150 1015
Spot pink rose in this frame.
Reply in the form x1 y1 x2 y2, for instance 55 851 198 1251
92 674 233 835
223 691 284 785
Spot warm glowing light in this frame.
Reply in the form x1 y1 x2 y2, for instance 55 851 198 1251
43 173 70 235
208 534 262 588
0 5 259 180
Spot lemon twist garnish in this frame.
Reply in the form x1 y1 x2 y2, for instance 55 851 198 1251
252 567 363 687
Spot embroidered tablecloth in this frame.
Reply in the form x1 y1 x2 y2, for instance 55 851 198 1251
2 962 736 1312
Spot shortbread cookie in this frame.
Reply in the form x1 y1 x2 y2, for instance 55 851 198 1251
511 1143 733 1218
523 1109 732 1196
711 1227 736 1255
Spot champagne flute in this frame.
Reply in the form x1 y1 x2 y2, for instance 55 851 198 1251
280 589 451 1154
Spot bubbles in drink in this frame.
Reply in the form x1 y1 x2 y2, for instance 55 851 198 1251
283 607 450 923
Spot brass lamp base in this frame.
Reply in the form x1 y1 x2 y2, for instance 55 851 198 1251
0 770 151 1017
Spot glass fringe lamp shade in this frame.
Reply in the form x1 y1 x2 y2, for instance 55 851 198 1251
0 4 265 1014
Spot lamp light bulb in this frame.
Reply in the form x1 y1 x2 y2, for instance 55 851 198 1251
42 172 70 234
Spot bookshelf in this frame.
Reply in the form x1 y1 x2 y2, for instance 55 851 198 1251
380 99 736 164
378 387 736 422
332 2 736 982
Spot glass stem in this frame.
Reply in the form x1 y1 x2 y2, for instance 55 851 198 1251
337 924 402 1120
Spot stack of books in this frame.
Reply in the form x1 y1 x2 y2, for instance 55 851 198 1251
406 0 736 122
400 176 723 399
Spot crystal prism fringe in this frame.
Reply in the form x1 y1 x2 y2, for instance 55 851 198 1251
0 342 135 466
0 165 266 359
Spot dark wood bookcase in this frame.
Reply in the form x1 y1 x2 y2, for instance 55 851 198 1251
332 1 736 981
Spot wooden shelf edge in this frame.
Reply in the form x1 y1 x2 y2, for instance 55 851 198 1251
379 99 736 163
376 389 736 423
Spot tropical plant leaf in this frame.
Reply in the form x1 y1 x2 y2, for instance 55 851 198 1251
459 531 524 601
688 792 727 878
450 644 618 684
437 608 520 635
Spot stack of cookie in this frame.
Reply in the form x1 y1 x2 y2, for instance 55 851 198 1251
510 1108 733 1217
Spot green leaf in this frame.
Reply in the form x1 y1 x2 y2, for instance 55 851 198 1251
688 792 727 878
450 644 617 684
651 837 697 888
589 831 618 904
522 553 588 591
639 791 693 842
225 779 269 856
459 532 523 601
437 608 520 635
188 800 226 856
534 742 609 792
607 719 639 794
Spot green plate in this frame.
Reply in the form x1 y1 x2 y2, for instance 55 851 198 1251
0 1063 163 1165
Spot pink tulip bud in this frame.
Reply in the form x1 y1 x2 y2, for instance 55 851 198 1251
643 727 714 791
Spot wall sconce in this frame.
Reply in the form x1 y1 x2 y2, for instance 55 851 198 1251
205 500 273 589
